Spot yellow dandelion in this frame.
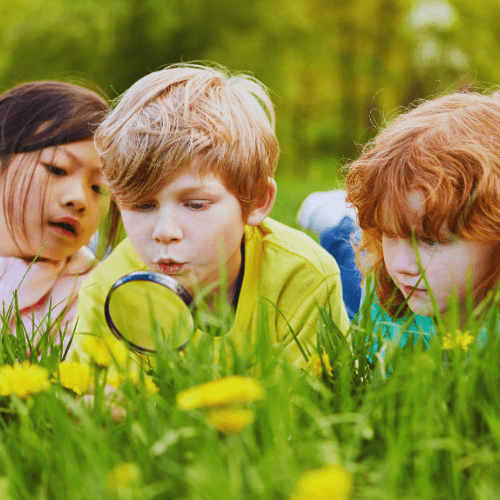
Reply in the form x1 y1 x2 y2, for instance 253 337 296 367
176 376 265 411
106 370 128 388
308 350 333 378
82 336 129 368
442 330 474 351
442 333 454 350
107 462 140 491
0 363 51 399
107 370 159 395
144 377 159 395
206 408 255 434
458 331 474 350
54 361 92 396
291 465 353 500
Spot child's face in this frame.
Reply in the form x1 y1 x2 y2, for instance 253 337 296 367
0 139 109 262
382 193 495 318
119 157 246 300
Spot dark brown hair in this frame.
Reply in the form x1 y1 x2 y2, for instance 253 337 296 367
0 81 119 258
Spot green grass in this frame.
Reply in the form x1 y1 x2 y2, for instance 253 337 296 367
1 176 500 499
271 169 344 231
1 277 500 499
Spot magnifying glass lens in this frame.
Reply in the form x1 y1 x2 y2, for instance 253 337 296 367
105 273 194 353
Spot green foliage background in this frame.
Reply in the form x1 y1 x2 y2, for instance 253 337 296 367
2 3 500 496
2 0 499 184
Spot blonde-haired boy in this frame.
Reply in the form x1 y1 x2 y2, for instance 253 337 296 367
74 63 349 369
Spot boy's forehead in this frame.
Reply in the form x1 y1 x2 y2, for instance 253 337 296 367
149 156 224 196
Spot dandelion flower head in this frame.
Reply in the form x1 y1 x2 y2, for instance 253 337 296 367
177 376 265 410
54 361 92 395
206 408 256 434
107 370 159 395
291 464 353 500
308 350 333 378
0 363 51 399
82 336 129 367
442 330 474 351
107 462 140 491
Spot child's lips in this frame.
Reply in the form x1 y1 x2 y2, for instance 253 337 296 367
158 261 185 275
49 217 80 238
403 285 427 295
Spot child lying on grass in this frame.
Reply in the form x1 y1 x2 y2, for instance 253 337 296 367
73 63 349 368
304 90 500 348
0 81 114 351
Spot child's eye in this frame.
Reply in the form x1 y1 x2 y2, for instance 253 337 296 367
44 164 66 176
419 237 440 247
186 201 209 210
135 202 157 211
92 185 109 195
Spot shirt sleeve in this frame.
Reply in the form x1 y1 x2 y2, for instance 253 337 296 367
70 276 110 363
274 272 350 370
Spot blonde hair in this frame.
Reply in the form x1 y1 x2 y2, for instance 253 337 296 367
95 62 279 219
345 91 500 316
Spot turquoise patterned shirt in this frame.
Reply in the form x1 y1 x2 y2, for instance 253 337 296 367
361 288 488 350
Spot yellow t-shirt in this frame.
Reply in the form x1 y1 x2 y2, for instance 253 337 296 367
73 218 349 370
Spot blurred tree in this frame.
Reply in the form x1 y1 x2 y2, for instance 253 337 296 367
1 0 499 176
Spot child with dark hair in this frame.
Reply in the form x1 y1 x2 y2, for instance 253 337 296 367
0 81 115 347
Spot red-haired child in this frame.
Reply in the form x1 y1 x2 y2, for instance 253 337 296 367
300 91 500 347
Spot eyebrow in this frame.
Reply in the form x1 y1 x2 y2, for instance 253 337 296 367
56 149 104 175
62 149 80 163
174 186 213 197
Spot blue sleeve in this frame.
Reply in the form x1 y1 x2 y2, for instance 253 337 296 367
320 215 362 321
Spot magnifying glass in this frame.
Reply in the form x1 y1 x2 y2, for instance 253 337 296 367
104 271 195 354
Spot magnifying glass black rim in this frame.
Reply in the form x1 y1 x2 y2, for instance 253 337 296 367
104 270 194 354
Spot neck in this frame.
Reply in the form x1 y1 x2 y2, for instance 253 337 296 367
197 241 245 312
24 255 63 265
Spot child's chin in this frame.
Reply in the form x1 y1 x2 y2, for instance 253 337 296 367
407 300 435 317
37 247 74 263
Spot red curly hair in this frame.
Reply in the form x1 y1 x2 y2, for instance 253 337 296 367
345 91 500 317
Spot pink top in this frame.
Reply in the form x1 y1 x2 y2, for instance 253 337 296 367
0 246 97 353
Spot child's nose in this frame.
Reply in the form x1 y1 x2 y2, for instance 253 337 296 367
392 241 419 275
152 210 182 244
60 181 88 213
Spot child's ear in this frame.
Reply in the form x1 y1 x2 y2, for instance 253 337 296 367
246 178 277 226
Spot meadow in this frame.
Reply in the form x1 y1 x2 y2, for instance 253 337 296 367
1 174 499 500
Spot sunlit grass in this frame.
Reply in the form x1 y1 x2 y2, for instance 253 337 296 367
0 267 499 499
1 180 500 499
